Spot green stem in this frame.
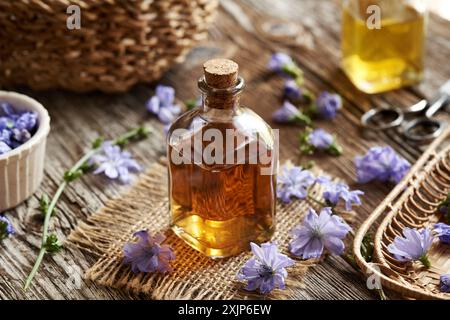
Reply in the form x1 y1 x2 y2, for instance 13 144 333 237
23 248 46 291
419 255 431 268
23 126 150 290
307 194 327 207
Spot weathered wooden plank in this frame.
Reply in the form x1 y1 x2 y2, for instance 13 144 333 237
0 0 448 300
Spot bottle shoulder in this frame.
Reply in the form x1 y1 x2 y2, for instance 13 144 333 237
167 107 274 146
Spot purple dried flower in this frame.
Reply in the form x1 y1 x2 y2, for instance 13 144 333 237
308 129 333 150
316 91 342 120
355 146 410 184
318 178 364 211
0 103 38 155
90 141 141 184
0 117 14 131
146 85 181 124
277 162 315 204
15 112 38 131
0 215 14 241
273 101 310 125
0 102 14 116
440 274 450 293
387 227 434 267
12 128 31 143
236 242 294 294
284 79 302 100
289 207 352 259
434 223 450 244
123 230 175 273
0 129 11 144
0 141 11 155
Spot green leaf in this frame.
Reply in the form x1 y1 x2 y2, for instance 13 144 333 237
136 126 151 139
282 63 303 82
419 255 431 268
294 112 312 126
63 169 84 183
92 137 104 149
0 221 9 241
299 128 315 155
361 234 374 262
39 194 56 217
185 99 198 110
327 138 343 156
43 234 62 253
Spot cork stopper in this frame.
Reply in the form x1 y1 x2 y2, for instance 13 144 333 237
203 59 239 89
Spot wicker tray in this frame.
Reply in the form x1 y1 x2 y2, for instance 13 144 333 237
354 128 450 300
0 0 218 92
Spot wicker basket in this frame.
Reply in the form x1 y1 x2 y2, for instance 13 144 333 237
354 129 450 300
0 0 218 93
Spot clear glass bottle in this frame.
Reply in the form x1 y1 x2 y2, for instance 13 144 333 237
167 59 277 258
342 0 427 93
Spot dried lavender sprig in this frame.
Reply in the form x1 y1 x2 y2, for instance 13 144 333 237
23 126 151 290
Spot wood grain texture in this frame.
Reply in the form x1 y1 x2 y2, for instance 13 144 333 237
0 0 449 300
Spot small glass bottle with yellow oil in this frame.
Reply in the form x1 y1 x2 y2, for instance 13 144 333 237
167 59 277 258
341 0 427 93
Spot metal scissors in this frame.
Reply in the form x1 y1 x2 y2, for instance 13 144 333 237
361 80 450 143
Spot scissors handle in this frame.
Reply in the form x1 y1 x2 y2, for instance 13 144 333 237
402 117 445 143
360 107 404 131
425 95 449 118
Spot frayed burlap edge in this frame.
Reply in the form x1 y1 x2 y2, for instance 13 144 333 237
67 163 349 300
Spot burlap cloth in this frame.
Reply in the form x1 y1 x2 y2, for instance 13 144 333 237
67 163 338 300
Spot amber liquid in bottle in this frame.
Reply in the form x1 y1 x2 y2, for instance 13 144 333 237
167 59 276 258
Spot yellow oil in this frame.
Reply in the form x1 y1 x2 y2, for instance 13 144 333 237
342 4 425 93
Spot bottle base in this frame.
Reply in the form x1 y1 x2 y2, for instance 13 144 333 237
171 223 275 259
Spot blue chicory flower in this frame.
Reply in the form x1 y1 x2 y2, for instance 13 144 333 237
300 128 342 156
268 53 303 79
273 101 310 125
316 91 342 120
236 242 294 294
123 230 175 273
438 193 450 220
308 129 334 150
354 146 410 184
289 207 352 259
268 53 295 73
89 141 141 184
434 223 450 244
277 162 315 203
146 85 181 124
284 79 302 100
0 215 14 241
440 274 450 293
387 227 434 267
317 177 364 211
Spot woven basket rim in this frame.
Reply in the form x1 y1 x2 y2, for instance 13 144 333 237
353 128 450 300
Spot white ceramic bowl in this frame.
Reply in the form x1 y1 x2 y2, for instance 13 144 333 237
0 91 50 212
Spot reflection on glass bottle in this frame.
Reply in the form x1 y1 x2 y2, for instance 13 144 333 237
167 59 277 258
342 0 427 93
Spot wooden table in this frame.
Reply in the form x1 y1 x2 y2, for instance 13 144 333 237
1 0 449 300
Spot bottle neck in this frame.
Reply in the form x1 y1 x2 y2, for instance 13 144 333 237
198 76 245 113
